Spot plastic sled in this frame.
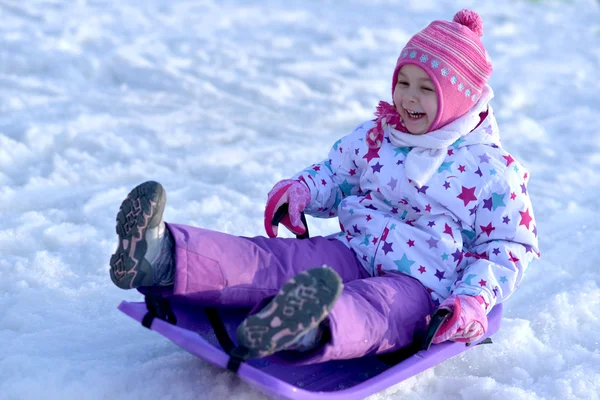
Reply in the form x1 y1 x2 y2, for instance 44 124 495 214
117 207 503 399
118 298 501 399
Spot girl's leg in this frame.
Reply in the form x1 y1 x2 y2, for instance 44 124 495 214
167 223 369 307
278 272 435 364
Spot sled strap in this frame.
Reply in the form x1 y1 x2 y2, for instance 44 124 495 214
468 337 493 346
272 204 310 240
422 308 452 351
201 204 308 373
204 307 250 373
204 307 236 353
142 294 177 329
226 346 251 373
376 308 452 366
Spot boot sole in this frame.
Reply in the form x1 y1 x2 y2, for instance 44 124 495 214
236 267 343 358
109 181 166 289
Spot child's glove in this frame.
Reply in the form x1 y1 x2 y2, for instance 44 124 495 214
432 294 488 344
264 179 310 238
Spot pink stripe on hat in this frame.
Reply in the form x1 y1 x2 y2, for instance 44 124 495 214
392 9 493 131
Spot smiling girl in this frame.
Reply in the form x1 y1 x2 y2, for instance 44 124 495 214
110 10 539 363
394 64 438 135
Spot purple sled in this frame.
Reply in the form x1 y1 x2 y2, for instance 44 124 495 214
118 299 501 400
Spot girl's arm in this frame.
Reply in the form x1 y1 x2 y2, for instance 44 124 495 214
450 161 540 312
291 123 372 218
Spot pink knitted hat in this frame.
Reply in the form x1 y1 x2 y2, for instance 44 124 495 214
392 9 493 131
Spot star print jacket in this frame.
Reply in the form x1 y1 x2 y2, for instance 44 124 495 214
292 107 540 311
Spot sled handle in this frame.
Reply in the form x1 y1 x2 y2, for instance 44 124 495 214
422 308 452 351
272 204 310 239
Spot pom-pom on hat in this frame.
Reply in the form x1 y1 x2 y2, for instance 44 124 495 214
392 9 493 131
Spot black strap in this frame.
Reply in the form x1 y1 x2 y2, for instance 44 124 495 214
142 294 177 329
204 307 250 373
376 309 452 366
272 204 310 240
226 346 250 373
204 308 235 353
421 309 494 349
422 308 452 351
469 337 493 346
377 308 495 366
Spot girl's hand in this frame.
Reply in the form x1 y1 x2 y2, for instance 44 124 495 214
264 179 310 238
432 294 488 344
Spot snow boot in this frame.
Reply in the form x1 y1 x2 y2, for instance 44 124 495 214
109 181 174 289
236 266 343 358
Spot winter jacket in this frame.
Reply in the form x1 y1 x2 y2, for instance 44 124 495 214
292 106 540 311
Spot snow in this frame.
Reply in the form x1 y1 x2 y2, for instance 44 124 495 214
1 0 599 399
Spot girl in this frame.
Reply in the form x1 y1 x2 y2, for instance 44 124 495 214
110 9 539 363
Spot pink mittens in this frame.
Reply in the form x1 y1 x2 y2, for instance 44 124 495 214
432 294 488 344
264 179 311 238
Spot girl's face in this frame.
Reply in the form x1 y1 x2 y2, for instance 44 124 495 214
393 64 438 135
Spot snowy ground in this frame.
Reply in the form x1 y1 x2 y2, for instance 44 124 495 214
1 0 599 399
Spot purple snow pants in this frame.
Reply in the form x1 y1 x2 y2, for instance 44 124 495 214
167 223 435 364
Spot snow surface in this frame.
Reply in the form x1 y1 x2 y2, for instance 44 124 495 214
1 0 599 399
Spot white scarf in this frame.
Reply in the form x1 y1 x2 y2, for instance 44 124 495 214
387 85 494 187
